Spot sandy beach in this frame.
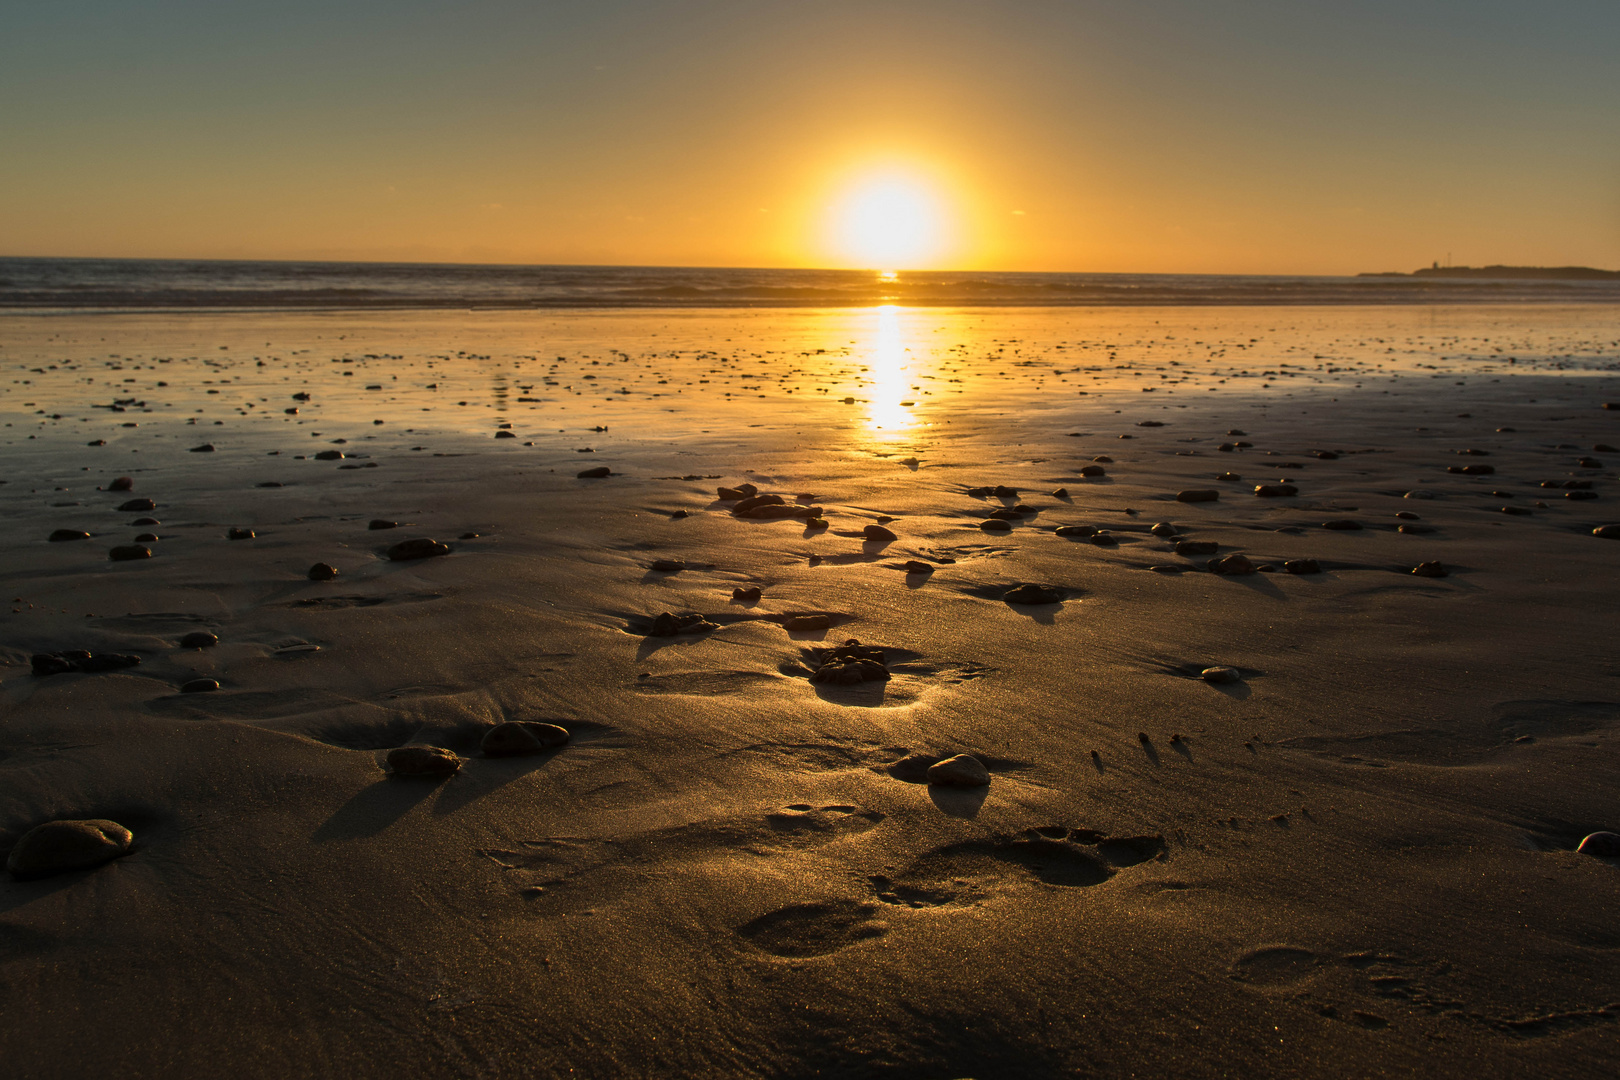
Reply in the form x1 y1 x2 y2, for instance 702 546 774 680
2 303 1618 1078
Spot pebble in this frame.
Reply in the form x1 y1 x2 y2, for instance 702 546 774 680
495 431 517 439
1150 522 1177 537
717 484 758 500
6 819 133 880
368 520 398 530
1208 553 1255 576
482 721 570 756
980 519 1012 532
1577 457 1603 469
1050 488 1069 498
733 493 784 512
863 524 897 541
1500 506 1532 516
577 466 612 478
1411 561 1448 578
108 545 152 561
1284 558 1321 575
737 503 823 520
314 450 344 461
1577 832 1620 857
1594 525 1620 539
1395 511 1419 520
1448 464 1494 475
986 508 1023 520
1397 524 1432 534
810 640 890 685
1004 583 1062 605
1596 444 1618 453
48 529 91 542
226 527 256 540
649 611 718 636
118 498 156 512
902 560 935 574
1566 490 1598 501
189 444 215 453
387 538 450 561
1254 484 1298 497
926 754 990 787
386 746 461 778
1322 520 1362 531
1079 465 1106 477
1201 666 1241 684
1093 455 1113 464
1216 472 1241 482
782 614 831 631
1176 489 1220 503
181 678 220 693
133 517 160 526
1054 524 1096 537
732 586 762 601
1175 540 1219 556
651 559 685 572
671 510 688 519
136 534 161 544
108 477 133 492
308 562 339 580
180 632 218 649
31 651 141 676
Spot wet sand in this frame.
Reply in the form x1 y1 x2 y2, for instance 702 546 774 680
2 304 1618 1078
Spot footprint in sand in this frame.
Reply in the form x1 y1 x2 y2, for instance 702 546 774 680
870 828 1167 908
738 900 889 957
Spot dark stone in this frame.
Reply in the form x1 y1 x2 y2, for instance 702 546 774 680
1079 465 1106 477
1322 520 1362 531
1176 540 1218 556
387 538 451 561
314 450 344 461
986 508 1024 520
1093 455 1114 463
1005 583 1062 605
733 494 784 513
980 519 1012 532
1595 444 1618 453
1254 484 1298 497
1594 525 1620 539
902 561 934 574
732 586 762 601
108 545 152 561
1578 457 1603 469
133 517 159 526
671 510 688 519
577 466 612 478
1566 490 1598 501
1577 832 1620 856
1137 420 1165 427
1448 465 1495 475
1218 443 1236 452
189 444 215 453
810 640 890 685
1316 451 1339 460
1050 488 1069 498
108 476 133 492
649 611 717 636
368 520 398 530
1201 666 1241 684
1176 489 1219 503
1208 553 1255 576
782 614 832 631
226 527 255 540
495 431 517 439
308 562 339 580
1228 429 1247 436
1397 524 1433 534
1456 449 1490 456
118 498 155 512
651 559 685 572
1216 472 1241 482
6 820 133 880
1284 559 1321 575
180 632 218 649
717 484 758 500
181 678 220 693
134 533 159 543
1150 522 1177 537
48 529 90 542
993 485 1019 498
1055 525 1096 537
737 503 822 520
1500 506 1532 516
926 754 990 787
863 524 897 541
387 746 461 778
1412 561 1447 578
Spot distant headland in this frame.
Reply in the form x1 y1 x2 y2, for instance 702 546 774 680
1360 263 1620 280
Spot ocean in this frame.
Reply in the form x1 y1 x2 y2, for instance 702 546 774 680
4 257 1619 311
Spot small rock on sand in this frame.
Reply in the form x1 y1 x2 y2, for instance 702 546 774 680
1594 525 1620 539
368 520 398 530
577 466 612 479
1322 520 1362 531
902 560 934 574
1255 484 1298 497
1448 464 1494 476
1176 540 1218 556
180 632 218 649
1412 561 1448 578
1150 522 1177 537
810 640 890 685
482 721 570 756
1201 666 1241 684
1079 465 1106 477
732 586 762 601
387 538 450 561
314 450 344 461
226 527 255 540
980 519 1012 532
926 754 990 787
118 498 156 512
1176 489 1219 503
1577 832 1620 856
1284 559 1321 575
189 444 215 453
717 484 758 500
181 678 219 693
863 524 897 541
48 529 90 542
1004 583 1062 605
650 559 685 572
386 746 461 778
108 545 152 562
308 562 339 581
649 611 719 636
1055 525 1096 537
108 477 133 492
1208 554 1255 576
6 819 133 880
783 614 832 631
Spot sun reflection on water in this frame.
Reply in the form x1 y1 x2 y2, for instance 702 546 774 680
865 304 923 437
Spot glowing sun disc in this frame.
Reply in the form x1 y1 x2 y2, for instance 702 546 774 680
833 175 947 270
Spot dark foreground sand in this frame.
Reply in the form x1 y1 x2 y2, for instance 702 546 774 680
1 306 1618 1078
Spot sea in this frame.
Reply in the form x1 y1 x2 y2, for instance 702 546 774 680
4 257 1620 312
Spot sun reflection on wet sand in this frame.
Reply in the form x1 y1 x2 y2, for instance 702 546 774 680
864 304 926 438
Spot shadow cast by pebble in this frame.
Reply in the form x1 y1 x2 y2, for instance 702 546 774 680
312 776 440 842
929 785 987 819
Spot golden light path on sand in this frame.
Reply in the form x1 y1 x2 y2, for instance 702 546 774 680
863 305 929 439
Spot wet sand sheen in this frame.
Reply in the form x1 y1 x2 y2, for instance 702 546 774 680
1 305 1618 1079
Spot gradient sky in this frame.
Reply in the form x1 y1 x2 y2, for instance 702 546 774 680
3 0 1617 273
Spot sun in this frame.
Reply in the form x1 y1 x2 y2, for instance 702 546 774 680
830 172 949 271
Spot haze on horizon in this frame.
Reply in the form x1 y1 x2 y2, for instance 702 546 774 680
2 0 1617 275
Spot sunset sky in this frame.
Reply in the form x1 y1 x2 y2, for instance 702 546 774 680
3 1 1616 273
